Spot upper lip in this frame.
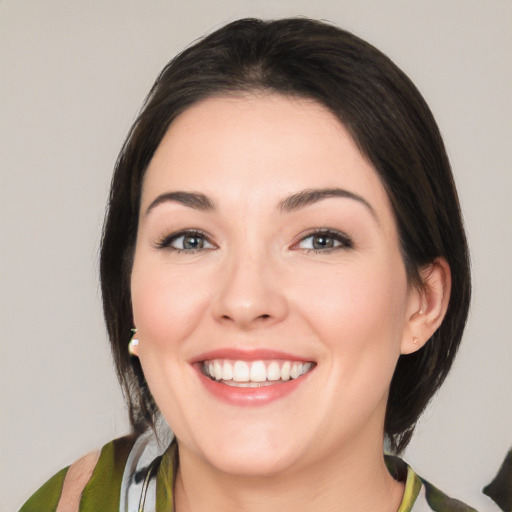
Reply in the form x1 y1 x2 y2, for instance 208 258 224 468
190 348 314 364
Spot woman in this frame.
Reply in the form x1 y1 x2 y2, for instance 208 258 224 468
20 17 474 512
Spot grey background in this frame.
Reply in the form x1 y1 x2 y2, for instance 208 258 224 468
1 1 511 511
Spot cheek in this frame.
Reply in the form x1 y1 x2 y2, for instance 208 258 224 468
130 257 210 353
299 259 408 360
129 257 211 430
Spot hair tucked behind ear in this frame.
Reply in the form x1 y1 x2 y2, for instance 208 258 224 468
100 17 471 452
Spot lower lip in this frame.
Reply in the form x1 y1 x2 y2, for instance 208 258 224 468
196 369 312 406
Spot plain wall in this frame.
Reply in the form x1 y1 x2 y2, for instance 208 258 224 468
1 1 511 511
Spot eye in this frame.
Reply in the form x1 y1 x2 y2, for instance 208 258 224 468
296 229 353 252
156 230 216 252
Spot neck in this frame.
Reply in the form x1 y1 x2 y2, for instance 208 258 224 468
173 433 404 512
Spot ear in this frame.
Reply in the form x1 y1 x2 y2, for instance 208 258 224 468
401 258 451 355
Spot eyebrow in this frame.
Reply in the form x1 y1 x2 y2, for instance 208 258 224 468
145 187 376 219
146 191 215 215
280 188 376 219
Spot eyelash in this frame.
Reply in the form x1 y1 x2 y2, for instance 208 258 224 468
294 229 354 253
155 229 215 253
154 228 353 254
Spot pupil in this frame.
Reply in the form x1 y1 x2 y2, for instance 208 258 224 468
313 235 333 249
184 236 203 250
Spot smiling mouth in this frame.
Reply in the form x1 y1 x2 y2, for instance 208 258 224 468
201 359 314 388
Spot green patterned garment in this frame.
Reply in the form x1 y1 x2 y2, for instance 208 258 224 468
19 435 478 512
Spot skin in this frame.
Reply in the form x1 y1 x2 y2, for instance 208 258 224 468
130 94 450 512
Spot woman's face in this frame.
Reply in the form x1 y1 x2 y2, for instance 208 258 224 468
131 94 420 476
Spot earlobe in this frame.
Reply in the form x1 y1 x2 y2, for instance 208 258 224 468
401 258 451 355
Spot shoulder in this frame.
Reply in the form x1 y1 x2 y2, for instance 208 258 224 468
55 450 101 512
19 435 137 512
385 455 479 512
418 479 479 512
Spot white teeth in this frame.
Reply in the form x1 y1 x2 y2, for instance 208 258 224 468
214 361 223 381
222 361 233 380
250 361 267 382
224 381 273 388
267 361 281 381
233 361 250 382
203 359 313 385
281 361 291 381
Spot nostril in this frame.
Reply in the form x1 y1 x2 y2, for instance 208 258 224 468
222 314 270 320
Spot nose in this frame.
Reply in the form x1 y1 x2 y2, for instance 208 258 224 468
212 249 288 330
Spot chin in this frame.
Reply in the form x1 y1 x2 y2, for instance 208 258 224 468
180 424 308 478
204 446 301 478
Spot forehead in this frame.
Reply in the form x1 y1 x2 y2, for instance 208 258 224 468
142 94 392 221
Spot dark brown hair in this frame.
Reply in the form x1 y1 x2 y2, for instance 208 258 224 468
100 17 471 453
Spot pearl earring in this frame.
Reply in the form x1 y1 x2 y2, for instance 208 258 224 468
128 328 139 356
